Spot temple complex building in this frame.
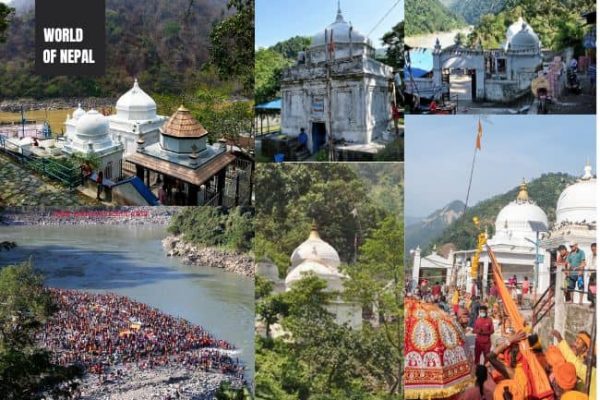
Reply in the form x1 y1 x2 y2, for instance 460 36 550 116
63 109 124 181
108 79 167 160
279 4 394 158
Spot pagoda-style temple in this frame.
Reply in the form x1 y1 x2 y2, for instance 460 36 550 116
126 106 238 206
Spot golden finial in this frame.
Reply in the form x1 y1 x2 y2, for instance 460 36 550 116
517 179 529 202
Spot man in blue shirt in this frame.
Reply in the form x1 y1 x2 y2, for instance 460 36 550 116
567 242 586 303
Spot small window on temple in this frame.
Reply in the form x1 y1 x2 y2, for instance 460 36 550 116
497 59 507 75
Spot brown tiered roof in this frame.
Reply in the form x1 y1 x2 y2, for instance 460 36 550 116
160 105 208 138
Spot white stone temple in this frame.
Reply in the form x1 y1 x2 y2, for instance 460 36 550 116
412 181 549 295
279 3 393 155
409 17 542 103
63 109 124 181
108 79 167 157
285 224 362 328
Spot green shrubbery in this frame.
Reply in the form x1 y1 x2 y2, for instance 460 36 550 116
167 207 254 253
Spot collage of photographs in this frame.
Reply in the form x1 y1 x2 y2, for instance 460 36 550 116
0 0 596 399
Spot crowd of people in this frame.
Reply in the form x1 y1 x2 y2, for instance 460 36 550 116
39 289 246 385
408 268 595 400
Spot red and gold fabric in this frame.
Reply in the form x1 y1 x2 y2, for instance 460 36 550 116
405 299 473 399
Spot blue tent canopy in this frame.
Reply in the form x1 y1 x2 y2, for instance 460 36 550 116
255 99 281 111
404 49 433 79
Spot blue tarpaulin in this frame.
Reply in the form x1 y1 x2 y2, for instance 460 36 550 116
255 99 281 111
405 49 433 79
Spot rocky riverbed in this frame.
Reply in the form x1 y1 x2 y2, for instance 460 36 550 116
78 364 229 400
163 236 255 278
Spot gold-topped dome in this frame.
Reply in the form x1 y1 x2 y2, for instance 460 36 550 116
516 180 529 202
308 220 320 240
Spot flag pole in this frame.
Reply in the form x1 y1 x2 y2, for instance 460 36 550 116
463 119 482 215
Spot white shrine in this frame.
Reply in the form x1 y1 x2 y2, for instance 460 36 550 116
63 109 124 181
108 79 166 157
279 3 393 155
410 18 542 103
412 182 549 295
285 223 362 328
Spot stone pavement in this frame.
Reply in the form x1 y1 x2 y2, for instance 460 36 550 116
0 153 97 207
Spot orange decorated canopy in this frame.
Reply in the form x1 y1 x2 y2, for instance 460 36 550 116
404 298 473 399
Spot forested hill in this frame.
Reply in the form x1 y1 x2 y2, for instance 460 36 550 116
465 0 595 50
426 172 576 253
441 0 507 25
0 0 230 98
405 0 465 36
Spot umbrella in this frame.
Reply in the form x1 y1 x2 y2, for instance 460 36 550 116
404 298 473 399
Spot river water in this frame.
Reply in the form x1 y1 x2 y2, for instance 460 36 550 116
0 224 255 380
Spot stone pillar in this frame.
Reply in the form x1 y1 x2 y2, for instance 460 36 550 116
432 39 443 100
412 247 422 291
538 250 552 296
482 259 490 293
554 263 566 336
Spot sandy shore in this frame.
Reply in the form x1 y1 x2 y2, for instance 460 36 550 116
163 235 255 278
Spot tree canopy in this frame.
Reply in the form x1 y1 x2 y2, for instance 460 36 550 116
255 164 404 398
0 262 83 399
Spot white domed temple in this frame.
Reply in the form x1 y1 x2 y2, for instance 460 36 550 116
278 2 393 159
285 223 362 328
412 181 550 293
63 109 124 181
409 17 543 103
108 79 167 158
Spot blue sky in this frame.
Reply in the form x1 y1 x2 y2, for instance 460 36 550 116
405 115 597 218
255 0 403 49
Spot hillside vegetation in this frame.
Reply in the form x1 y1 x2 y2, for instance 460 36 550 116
0 0 253 98
467 0 595 51
405 0 465 36
425 173 576 254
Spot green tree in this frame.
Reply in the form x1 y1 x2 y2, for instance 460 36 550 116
382 21 404 69
255 48 290 104
0 3 13 43
0 262 83 398
210 0 254 94
343 216 404 394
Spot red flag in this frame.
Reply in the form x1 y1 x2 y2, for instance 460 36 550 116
475 119 483 150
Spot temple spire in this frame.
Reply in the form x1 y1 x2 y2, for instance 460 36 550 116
516 179 529 202
336 0 344 22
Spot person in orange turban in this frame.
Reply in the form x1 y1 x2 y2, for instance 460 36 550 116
561 391 588 400
546 345 567 369
554 361 577 391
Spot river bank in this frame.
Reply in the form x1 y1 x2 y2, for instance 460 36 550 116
0 98 115 113
1 207 183 226
78 364 228 400
163 235 255 278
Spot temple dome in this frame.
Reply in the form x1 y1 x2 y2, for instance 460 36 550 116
310 5 369 48
161 105 207 138
285 260 345 292
75 110 109 137
72 103 85 120
494 182 548 236
290 224 341 269
506 18 540 50
556 164 597 225
115 79 157 120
